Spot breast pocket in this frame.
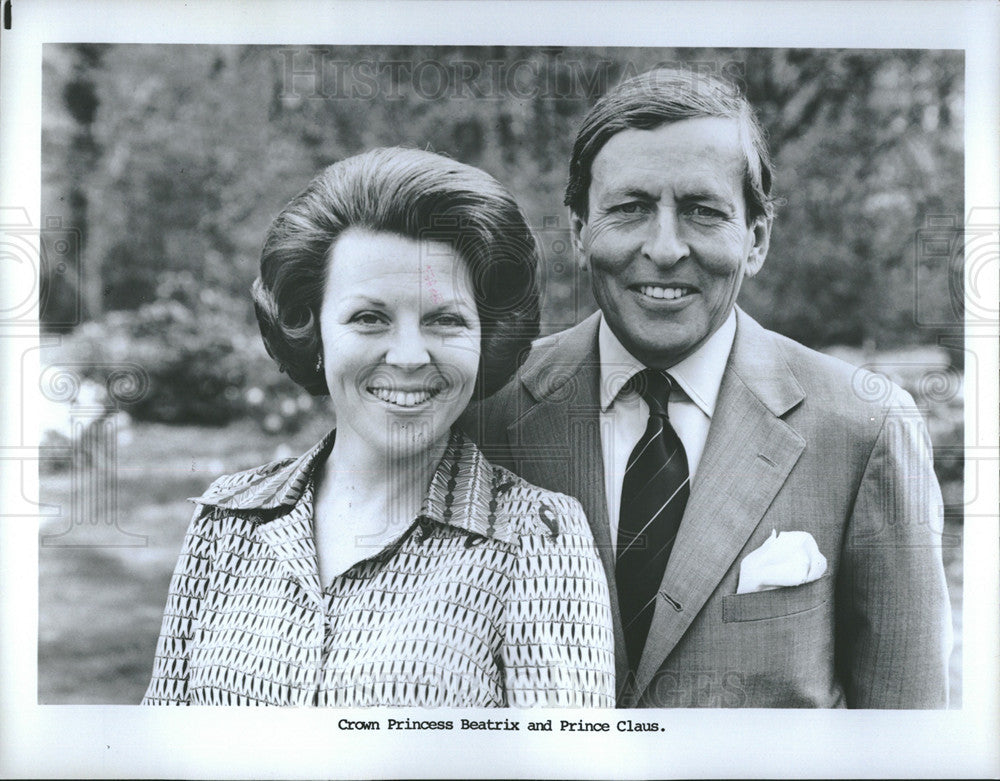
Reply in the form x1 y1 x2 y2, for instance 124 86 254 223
721 575 829 623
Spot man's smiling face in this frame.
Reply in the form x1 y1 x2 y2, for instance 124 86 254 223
572 117 771 368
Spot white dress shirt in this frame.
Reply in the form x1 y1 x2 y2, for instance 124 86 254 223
598 310 736 551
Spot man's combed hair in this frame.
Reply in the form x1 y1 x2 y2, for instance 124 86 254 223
565 68 775 223
253 147 540 397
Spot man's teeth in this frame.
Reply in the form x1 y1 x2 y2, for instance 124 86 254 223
640 285 689 300
369 387 436 407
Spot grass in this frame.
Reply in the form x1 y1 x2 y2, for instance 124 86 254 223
38 418 964 706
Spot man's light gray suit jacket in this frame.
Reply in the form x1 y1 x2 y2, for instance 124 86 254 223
465 309 951 708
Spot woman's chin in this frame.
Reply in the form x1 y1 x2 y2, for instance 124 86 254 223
345 392 466 457
351 414 452 462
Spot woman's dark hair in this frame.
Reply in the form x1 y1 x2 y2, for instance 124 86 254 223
253 147 540 397
565 68 775 224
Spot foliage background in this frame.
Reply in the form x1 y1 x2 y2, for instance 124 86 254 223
38 45 964 704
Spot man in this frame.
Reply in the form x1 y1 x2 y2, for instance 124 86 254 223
467 68 952 707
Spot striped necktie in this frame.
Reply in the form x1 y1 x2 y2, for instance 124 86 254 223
616 368 690 676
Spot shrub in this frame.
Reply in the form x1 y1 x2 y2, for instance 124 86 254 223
55 272 314 431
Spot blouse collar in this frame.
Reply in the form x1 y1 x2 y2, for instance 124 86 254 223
190 429 516 544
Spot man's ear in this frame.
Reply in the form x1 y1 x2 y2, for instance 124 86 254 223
569 209 588 268
745 214 772 278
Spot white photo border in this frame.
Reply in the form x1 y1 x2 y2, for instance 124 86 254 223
2 1 998 778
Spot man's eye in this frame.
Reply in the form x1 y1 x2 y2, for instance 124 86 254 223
688 205 725 219
613 202 646 215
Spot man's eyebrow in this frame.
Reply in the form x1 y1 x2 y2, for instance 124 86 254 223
678 189 736 204
598 186 655 201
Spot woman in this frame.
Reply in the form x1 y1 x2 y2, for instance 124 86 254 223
142 148 615 706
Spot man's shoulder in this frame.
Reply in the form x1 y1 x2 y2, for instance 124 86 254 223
525 313 601 367
749 320 919 416
528 324 578 355
480 315 600 403
763 326 857 381
461 315 600 444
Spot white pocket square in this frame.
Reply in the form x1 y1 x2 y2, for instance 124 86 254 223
736 529 828 595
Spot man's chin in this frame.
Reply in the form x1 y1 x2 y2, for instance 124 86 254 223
617 325 706 369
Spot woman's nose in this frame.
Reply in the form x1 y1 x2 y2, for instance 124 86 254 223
384 323 431 368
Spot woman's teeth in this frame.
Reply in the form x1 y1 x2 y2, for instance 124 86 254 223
368 387 437 407
640 285 688 300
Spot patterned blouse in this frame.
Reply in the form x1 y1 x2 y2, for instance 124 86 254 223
142 430 615 706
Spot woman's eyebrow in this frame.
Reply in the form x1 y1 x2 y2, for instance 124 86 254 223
338 294 386 307
425 298 475 311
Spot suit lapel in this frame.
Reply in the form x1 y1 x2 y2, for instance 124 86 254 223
509 313 608 553
634 311 807 698
509 313 630 692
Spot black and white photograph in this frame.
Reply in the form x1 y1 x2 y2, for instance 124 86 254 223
1 1 998 778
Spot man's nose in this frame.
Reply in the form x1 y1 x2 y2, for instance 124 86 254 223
385 322 432 368
641 208 688 266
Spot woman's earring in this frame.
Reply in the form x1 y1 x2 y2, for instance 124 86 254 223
315 353 324 372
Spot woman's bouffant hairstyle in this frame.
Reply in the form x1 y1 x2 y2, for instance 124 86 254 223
252 147 540 398
565 68 775 224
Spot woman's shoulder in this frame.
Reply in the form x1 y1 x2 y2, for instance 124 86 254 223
192 458 295 507
485 461 593 543
172 436 332 560
191 432 335 513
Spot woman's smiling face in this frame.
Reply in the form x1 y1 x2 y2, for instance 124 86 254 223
318 229 481 461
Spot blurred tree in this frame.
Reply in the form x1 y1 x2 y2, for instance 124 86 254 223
40 43 106 330
42 46 963 360
737 49 963 357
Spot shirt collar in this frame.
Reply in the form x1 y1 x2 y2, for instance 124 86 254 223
418 431 512 542
190 428 515 543
598 308 737 418
191 429 337 512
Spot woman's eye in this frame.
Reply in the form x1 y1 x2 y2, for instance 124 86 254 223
350 311 386 326
431 312 468 328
